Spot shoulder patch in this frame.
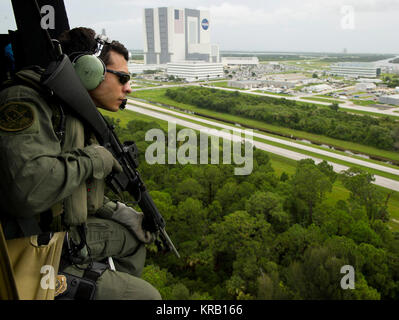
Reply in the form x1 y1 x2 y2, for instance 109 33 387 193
0 102 35 132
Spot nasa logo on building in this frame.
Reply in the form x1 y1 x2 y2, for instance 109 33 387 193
201 18 209 30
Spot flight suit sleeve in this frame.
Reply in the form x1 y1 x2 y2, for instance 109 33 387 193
0 87 105 218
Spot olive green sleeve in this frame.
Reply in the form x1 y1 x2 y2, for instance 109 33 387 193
0 87 103 218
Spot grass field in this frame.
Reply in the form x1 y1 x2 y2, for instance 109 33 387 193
101 107 399 231
129 88 399 163
206 81 229 87
350 99 378 106
280 59 332 71
101 108 169 131
342 107 399 121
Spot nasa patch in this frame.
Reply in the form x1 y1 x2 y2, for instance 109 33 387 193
201 18 209 30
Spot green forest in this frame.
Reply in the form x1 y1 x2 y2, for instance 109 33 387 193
164 87 399 151
382 74 399 88
105 116 399 300
219 53 395 63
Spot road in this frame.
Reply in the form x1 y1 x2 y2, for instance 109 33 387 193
129 99 399 176
126 99 399 191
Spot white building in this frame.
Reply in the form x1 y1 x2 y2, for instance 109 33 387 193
228 80 295 89
330 63 381 78
304 84 333 93
301 78 323 85
143 7 219 64
355 83 377 91
379 94 399 106
166 61 224 81
357 78 383 84
263 80 295 89
221 57 259 66
228 80 261 89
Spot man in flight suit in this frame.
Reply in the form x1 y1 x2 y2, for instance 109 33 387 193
0 27 161 300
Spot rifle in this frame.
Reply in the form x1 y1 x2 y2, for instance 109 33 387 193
41 54 180 258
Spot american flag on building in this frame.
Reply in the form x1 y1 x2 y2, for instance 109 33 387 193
174 9 184 34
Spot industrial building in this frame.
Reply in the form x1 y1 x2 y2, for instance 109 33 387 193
357 78 383 84
330 63 381 78
166 61 224 81
263 80 295 89
228 80 295 89
143 7 220 64
304 84 333 93
228 80 261 89
221 57 259 66
379 94 399 106
355 83 377 91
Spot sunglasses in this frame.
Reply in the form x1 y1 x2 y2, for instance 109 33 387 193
106 69 131 85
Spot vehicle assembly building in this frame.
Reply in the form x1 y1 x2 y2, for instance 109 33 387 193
143 7 220 65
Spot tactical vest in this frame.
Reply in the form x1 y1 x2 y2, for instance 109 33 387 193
1 68 105 233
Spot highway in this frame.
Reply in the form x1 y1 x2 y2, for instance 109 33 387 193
126 99 399 191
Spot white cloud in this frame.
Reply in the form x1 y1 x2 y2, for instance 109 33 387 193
197 2 314 27
91 17 142 29
198 0 399 29
44 0 399 52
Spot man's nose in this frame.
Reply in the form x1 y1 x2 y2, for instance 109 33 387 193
124 81 132 94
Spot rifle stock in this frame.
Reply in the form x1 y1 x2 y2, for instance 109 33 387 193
42 54 180 258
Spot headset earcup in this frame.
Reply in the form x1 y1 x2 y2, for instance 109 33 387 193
73 55 105 91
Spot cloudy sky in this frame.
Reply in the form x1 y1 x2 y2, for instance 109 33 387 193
1 0 399 53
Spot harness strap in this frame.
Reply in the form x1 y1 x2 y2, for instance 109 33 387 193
15 217 41 237
56 261 108 300
83 262 109 282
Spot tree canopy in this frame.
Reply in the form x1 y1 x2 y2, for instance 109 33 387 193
165 87 399 151
106 117 399 300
